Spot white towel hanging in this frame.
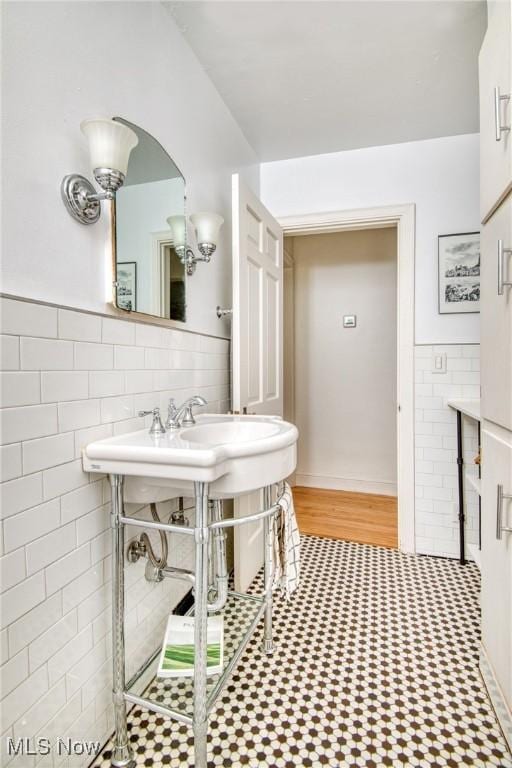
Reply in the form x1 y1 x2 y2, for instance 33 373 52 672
273 482 300 599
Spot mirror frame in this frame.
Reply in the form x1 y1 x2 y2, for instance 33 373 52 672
109 116 188 327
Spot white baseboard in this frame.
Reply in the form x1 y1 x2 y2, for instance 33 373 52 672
480 643 512 751
295 473 397 497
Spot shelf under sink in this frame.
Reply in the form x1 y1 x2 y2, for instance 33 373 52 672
125 591 265 720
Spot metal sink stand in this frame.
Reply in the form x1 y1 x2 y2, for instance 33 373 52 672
109 476 281 768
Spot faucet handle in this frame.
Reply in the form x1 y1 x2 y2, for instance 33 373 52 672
138 407 166 436
180 406 195 427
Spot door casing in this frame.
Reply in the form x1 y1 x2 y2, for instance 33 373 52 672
278 204 416 553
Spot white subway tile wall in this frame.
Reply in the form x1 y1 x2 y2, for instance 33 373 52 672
414 344 480 559
0 297 480 764
0 297 230 767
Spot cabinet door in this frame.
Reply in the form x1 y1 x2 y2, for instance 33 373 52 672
481 427 512 711
479 0 512 220
481 195 512 430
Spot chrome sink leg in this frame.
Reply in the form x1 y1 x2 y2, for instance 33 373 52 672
207 500 228 613
263 485 274 655
193 481 210 768
110 474 134 768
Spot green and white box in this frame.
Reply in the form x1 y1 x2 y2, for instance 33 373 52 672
157 614 224 678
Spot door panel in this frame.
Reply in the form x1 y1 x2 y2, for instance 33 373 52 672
266 274 279 399
247 258 263 406
232 174 283 417
231 174 283 591
233 491 264 592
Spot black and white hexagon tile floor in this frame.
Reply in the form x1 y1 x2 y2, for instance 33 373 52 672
92 536 512 768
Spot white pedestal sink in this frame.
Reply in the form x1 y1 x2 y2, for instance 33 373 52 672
83 413 298 500
83 412 298 768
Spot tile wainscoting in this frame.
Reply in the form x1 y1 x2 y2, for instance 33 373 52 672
414 344 480 560
0 296 230 767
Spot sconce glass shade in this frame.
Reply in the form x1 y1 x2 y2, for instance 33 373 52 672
167 215 187 249
189 212 224 246
80 119 138 176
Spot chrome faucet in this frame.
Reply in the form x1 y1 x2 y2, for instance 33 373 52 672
166 395 207 430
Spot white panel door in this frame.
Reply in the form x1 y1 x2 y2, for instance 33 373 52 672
231 174 283 592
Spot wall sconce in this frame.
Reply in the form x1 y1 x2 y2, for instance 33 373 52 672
61 118 138 225
167 212 224 276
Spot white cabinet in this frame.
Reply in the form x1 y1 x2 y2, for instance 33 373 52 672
479 1 512 746
481 195 512 431
481 427 512 714
479 0 512 221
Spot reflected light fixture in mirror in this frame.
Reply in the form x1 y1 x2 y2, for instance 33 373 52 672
61 118 138 225
167 212 224 276
167 216 186 251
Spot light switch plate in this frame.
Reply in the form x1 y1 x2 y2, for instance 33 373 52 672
343 315 356 328
432 353 447 373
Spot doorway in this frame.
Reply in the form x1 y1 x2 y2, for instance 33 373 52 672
279 204 415 553
284 226 398 547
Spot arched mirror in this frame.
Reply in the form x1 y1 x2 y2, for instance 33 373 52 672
113 117 186 322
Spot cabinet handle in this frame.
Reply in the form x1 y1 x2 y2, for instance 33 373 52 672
497 240 512 295
494 86 511 142
496 484 512 540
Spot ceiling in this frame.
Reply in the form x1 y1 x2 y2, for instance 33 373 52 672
168 1 487 162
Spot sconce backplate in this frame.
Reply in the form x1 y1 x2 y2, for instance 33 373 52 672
61 174 101 225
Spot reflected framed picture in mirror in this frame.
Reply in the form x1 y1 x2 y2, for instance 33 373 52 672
116 262 137 312
113 117 187 323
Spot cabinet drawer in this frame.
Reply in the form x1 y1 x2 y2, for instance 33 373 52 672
479 0 512 220
481 194 512 430
481 427 512 710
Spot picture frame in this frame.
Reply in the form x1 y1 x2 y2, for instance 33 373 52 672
116 262 137 312
438 232 480 314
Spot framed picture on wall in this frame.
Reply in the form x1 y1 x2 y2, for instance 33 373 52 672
438 232 480 314
117 262 137 312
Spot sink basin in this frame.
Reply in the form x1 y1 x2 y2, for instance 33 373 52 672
83 414 298 500
182 420 280 445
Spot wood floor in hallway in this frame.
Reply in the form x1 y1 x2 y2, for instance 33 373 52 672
293 486 398 548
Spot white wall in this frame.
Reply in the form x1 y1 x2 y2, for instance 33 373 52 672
261 134 480 345
267 135 481 555
1 1 259 338
289 228 397 495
